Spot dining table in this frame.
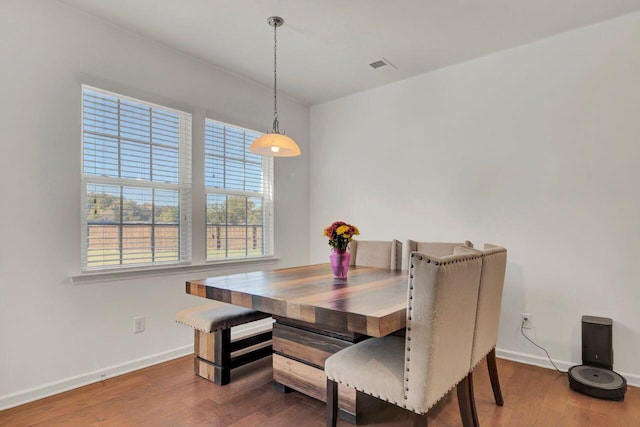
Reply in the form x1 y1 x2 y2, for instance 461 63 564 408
186 263 408 424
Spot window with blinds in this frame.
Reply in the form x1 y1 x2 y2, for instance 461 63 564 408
205 119 274 260
81 86 192 270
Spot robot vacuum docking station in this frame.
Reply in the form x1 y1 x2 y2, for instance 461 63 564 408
568 316 627 401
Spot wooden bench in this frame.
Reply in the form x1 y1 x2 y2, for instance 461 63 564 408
176 303 273 385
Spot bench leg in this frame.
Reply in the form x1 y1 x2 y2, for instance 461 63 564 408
214 329 231 385
194 328 273 386
194 329 231 385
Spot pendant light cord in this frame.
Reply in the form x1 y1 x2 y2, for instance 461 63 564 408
272 20 279 134
249 16 300 156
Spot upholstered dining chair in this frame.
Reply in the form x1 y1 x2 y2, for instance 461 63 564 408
405 240 474 269
349 239 402 270
325 251 484 427
454 244 507 425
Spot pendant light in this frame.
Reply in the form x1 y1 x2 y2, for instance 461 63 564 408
249 16 301 157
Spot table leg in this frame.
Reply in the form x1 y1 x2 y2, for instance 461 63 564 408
273 381 294 393
271 318 369 424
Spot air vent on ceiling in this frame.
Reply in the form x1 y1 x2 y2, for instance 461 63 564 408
369 58 398 70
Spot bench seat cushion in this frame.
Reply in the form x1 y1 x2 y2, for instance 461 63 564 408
176 302 270 333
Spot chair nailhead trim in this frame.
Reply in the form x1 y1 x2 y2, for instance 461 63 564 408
401 252 485 405
404 257 418 399
332 378 422 411
332 326 475 416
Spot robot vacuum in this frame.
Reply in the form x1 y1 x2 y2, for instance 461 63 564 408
568 364 627 401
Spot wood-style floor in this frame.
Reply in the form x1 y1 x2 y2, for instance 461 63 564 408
1 356 638 426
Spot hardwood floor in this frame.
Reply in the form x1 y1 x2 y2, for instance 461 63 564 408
1 356 638 426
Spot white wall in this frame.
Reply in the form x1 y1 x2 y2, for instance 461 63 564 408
310 12 640 384
0 0 309 408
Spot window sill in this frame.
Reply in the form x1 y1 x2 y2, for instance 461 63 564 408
70 256 280 285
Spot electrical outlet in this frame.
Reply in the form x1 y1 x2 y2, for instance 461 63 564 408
521 313 533 329
133 316 145 333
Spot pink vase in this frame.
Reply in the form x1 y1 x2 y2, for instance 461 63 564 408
330 249 351 279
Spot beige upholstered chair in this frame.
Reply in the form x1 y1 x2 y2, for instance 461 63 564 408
405 240 474 269
454 244 507 424
349 239 402 270
325 251 484 427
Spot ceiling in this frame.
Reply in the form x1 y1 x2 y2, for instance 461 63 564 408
58 0 640 105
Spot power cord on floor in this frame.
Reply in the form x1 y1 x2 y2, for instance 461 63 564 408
520 320 567 374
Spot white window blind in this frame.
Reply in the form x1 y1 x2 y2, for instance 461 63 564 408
204 119 274 260
81 85 192 271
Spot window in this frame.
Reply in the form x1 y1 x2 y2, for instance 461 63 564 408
204 119 274 260
81 86 192 270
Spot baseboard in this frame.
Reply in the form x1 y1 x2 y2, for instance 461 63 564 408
496 347 640 388
0 320 276 411
4 338 634 411
0 345 192 411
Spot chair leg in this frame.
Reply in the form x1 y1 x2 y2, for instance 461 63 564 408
456 375 476 427
326 378 338 427
412 412 428 426
468 372 480 427
487 348 504 406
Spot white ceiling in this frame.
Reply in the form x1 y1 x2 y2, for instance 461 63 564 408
58 0 640 105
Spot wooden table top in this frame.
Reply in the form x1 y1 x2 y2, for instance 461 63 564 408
186 264 408 337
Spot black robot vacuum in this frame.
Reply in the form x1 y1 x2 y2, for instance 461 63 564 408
568 316 627 401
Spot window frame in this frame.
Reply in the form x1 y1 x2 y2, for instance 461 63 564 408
204 118 275 262
80 85 192 272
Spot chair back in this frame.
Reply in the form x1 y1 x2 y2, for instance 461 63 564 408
404 251 483 413
406 240 473 269
349 239 402 270
465 244 507 368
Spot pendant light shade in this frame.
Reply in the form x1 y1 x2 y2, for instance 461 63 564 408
250 16 301 157
250 133 301 157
